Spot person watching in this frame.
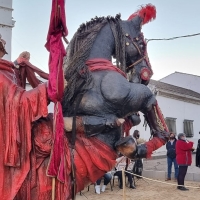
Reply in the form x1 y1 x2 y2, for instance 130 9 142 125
195 139 200 168
114 156 136 189
176 133 194 191
165 132 178 181
95 172 112 194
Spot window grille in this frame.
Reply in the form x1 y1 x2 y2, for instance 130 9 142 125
165 117 177 134
183 120 194 138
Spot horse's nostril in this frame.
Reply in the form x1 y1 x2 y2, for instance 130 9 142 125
140 68 152 81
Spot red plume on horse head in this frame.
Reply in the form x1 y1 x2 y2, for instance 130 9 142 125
128 4 156 25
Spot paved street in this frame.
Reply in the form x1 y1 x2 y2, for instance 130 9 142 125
143 154 199 174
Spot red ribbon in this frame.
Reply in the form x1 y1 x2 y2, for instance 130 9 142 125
86 58 127 78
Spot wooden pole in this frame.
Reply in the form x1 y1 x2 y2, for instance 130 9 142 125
52 177 56 200
122 168 126 200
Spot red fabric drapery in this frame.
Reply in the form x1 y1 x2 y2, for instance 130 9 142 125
14 59 49 89
45 0 68 182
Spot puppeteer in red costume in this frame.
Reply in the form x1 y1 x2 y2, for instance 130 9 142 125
0 36 49 199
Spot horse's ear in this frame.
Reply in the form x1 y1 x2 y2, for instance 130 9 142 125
128 4 156 26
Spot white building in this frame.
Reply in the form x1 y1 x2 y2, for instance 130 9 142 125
0 0 15 60
132 78 200 154
161 71 200 94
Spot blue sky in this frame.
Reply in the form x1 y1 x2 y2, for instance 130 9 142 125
12 0 200 80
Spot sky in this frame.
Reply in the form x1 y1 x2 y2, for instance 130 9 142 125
11 0 200 80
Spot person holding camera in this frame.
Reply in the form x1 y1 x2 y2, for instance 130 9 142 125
165 132 178 181
176 133 194 191
114 156 136 189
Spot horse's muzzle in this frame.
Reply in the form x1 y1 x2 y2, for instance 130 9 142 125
115 136 137 159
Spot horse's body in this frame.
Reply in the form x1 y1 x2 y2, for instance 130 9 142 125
75 70 154 148
60 5 170 199
62 5 162 156
79 70 153 118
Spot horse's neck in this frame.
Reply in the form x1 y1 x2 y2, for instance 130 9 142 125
88 24 115 60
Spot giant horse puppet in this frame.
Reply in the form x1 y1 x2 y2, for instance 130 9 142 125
62 3 169 198
0 4 169 200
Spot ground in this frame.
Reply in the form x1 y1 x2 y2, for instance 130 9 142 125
76 155 200 200
76 179 200 200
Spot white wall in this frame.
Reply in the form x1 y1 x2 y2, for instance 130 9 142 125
160 72 200 94
131 95 200 154
0 0 15 60
0 26 12 60
0 0 12 8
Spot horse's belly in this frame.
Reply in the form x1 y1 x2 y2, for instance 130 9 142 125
78 90 110 116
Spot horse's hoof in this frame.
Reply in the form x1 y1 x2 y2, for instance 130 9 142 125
115 136 137 159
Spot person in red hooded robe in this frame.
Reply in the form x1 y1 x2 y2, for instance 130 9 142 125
0 35 49 199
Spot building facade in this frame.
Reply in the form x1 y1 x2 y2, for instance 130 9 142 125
160 71 200 94
0 0 15 60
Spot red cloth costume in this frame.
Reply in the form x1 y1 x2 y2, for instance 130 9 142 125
176 140 193 166
0 59 48 199
15 117 117 200
69 131 117 194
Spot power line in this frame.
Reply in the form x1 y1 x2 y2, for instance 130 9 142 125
146 32 200 43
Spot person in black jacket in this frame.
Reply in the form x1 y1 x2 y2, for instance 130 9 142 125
165 132 179 181
196 139 200 168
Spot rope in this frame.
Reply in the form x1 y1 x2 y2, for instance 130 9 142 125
124 170 200 189
146 32 200 43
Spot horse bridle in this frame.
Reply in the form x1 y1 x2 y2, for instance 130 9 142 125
124 32 153 81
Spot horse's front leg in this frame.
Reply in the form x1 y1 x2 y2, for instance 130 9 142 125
63 115 124 136
116 84 170 159
140 96 170 155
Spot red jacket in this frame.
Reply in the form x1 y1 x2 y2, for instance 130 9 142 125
176 139 194 166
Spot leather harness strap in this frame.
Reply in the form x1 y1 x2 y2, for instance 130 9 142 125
124 33 153 81
125 33 146 70
126 56 146 70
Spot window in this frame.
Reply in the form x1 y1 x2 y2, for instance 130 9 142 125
183 120 194 138
165 117 177 134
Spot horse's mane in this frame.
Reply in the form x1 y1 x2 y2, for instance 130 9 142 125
62 14 126 115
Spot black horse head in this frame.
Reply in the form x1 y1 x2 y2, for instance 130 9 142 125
87 4 156 85
120 4 156 85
